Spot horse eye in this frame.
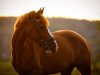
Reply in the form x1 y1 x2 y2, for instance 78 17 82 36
40 25 45 29
36 19 40 22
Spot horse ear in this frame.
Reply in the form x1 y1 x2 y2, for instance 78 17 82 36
37 7 44 14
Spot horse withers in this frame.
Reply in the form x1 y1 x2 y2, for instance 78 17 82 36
11 8 91 75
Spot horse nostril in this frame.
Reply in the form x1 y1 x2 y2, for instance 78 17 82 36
48 40 58 52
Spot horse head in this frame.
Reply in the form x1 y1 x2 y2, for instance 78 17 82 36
25 7 58 53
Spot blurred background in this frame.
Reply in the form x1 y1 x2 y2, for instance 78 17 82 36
0 0 100 75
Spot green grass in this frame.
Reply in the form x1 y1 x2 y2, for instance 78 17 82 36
0 60 99 75
0 60 77 75
0 60 81 75
0 60 18 75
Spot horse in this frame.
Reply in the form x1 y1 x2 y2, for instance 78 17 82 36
11 8 91 75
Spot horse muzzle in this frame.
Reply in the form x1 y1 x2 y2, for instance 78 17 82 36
40 37 58 53
47 37 58 53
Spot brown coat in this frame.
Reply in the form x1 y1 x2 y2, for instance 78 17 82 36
11 8 91 75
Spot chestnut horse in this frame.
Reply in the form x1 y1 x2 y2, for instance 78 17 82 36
11 8 91 75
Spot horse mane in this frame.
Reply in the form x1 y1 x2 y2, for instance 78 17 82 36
12 10 50 51
14 10 49 32
14 11 36 32
11 9 50 71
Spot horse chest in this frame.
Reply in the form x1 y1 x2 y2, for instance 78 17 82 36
40 50 73 73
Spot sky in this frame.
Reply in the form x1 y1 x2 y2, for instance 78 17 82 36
0 0 100 20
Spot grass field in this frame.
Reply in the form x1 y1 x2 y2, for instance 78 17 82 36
0 60 18 75
0 60 99 75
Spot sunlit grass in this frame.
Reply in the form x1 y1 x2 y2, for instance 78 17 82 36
0 60 78 75
0 60 99 75
0 60 17 75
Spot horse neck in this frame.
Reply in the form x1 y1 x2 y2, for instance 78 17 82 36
26 36 42 69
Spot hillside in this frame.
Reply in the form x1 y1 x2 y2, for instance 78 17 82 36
0 17 16 59
0 17 100 59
